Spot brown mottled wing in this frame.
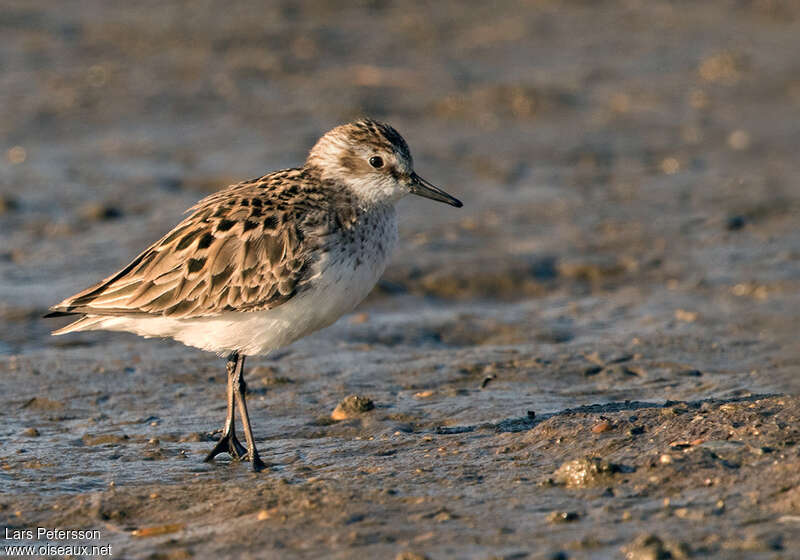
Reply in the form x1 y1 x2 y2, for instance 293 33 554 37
48 171 331 319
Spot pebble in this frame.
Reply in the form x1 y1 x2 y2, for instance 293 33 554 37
592 421 612 433
547 511 579 523
623 533 690 560
553 457 620 488
392 423 414 433
623 534 668 560
726 215 747 230
331 394 375 421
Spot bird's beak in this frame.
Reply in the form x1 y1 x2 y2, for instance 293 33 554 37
409 173 463 208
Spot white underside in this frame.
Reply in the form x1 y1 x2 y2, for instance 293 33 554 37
70 208 398 356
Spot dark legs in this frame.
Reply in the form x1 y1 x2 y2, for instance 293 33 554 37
204 352 265 471
204 354 248 462
232 355 266 472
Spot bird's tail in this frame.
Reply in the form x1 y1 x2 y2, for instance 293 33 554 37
50 315 106 335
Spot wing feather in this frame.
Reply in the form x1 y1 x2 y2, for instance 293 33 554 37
48 169 338 320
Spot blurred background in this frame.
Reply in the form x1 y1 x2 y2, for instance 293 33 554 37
2 0 800 344
2 1 799 350
1 1 799 558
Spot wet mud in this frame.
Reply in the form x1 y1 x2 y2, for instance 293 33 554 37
1 1 800 558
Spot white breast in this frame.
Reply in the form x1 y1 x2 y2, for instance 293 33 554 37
97 205 399 356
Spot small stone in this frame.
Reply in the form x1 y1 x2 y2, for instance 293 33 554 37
592 421 612 433
331 394 375 421
547 511 579 523
622 534 670 560
553 457 622 488
726 215 747 230
392 423 414 434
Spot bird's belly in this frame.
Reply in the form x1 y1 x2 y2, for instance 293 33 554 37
301 246 391 328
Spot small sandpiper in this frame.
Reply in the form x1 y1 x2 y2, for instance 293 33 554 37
46 119 462 471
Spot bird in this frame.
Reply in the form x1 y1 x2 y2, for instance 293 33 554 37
45 119 463 471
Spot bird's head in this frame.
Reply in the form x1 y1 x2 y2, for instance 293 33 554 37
305 119 462 208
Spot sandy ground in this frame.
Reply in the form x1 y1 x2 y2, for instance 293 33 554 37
1 1 800 558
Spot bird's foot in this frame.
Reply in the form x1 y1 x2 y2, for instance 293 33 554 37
204 431 248 462
248 449 267 472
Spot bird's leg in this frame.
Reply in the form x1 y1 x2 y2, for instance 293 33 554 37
232 355 267 472
204 352 247 462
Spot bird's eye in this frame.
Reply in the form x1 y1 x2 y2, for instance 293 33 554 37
369 156 384 168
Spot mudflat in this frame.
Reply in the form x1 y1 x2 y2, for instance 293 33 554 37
1 1 799 558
